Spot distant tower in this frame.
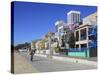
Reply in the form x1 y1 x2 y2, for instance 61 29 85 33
67 10 80 25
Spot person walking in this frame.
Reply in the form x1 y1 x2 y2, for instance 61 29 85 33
30 48 36 62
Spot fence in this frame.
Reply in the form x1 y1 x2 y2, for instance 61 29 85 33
68 48 88 52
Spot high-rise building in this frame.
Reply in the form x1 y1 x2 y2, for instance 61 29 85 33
67 10 80 25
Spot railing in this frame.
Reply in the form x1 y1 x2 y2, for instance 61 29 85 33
68 48 88 52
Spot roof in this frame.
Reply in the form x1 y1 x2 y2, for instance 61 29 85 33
67 10 80 15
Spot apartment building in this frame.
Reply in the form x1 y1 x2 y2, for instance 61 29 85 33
55 20 67 48
74 12 97 57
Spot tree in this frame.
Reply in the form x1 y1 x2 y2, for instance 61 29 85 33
68 32 75 48
24 42 31 49
37 40 45 50
15 42 31 50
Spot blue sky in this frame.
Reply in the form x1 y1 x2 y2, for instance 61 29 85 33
13 1 97 45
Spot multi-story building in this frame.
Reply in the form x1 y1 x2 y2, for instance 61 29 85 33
54 10 97 57
73 12 97 57
35 41 41 50
55 20 67 48
67 10 81 25
44 32 55 49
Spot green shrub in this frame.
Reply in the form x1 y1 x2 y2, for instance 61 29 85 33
54 46 60 53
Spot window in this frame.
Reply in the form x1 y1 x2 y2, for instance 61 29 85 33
59 29 62 33
76 45 79 48
78 14 80 22
76 31 79 41
80 28 87 40
81 44 87 48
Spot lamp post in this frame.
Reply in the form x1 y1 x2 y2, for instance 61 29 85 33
46 32 54 59
48 36 53 59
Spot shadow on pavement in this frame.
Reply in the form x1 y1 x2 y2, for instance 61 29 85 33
30 59 47 62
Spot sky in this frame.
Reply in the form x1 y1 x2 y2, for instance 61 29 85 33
13 1 97 45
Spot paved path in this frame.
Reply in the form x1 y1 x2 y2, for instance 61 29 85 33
14 52 38 74
17 52 97 73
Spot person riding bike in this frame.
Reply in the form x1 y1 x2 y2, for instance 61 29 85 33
30 48 36 61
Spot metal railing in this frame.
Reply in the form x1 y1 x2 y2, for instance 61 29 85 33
68 48 88 52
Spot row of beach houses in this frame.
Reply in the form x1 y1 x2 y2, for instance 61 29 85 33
31 10 97 58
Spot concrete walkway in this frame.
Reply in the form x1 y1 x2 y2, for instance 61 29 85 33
13 52 97 74
35 54 97 67
18 52 97 73
14 52 38 74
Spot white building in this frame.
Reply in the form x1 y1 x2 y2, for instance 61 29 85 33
55 20 67 48
55 20 66 39
74 12 97 52
67 10 80 25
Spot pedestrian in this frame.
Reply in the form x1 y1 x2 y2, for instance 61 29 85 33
29 48 36 62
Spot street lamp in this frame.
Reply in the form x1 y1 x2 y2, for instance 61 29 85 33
47 32 53 59
48 36 53 59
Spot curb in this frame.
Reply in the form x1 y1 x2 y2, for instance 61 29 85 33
35 54 97 67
